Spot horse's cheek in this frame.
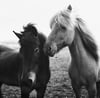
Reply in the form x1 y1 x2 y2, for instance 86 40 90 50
65 31 74 45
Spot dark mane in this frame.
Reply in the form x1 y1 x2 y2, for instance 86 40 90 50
38 33 47 49
22 23 38 36
75 18 99 62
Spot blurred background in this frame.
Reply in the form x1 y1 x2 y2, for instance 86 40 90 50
0 0 99 47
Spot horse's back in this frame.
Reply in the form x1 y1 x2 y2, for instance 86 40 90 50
0 49 22 85
0 45 13 52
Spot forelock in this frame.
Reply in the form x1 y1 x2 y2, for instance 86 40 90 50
50 14 58 29
50 10 76 29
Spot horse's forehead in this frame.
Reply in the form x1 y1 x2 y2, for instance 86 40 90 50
51 12 71 28
21 33 40 46
23 31 33 36
23 32 35 39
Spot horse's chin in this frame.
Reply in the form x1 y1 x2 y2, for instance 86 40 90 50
48 51 56 57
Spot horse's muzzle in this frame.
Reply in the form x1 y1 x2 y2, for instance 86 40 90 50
21 73 36 93
44 42 57 57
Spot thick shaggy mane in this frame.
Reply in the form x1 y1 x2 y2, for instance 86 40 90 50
76 18 99 62
50 10 76 29
22 23 38 36
38 33 47 49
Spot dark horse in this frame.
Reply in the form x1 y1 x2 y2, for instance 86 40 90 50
44 5 100 98
0 24 50 98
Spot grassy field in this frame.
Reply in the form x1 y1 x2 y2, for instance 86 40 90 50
0 43 87 98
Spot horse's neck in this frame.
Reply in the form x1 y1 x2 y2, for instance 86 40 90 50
69 32 87 64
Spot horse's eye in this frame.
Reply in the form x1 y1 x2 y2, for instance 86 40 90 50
34 48 39 53
34 34 38 37
60 25 66 30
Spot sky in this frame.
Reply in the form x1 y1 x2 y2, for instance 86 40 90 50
0 0 100 47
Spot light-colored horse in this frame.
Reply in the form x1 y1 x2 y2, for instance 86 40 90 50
44 5 100 98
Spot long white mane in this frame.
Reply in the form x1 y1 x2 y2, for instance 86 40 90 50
50 9 76 30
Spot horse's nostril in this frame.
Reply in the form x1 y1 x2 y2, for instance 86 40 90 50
48 46 51 51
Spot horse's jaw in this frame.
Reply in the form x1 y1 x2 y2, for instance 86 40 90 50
47 51 56 57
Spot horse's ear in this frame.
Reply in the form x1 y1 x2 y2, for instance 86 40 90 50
13 31 22 39
67 5 72 11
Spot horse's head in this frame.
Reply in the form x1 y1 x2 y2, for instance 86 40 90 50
13 24 40 89
44 5 76 56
